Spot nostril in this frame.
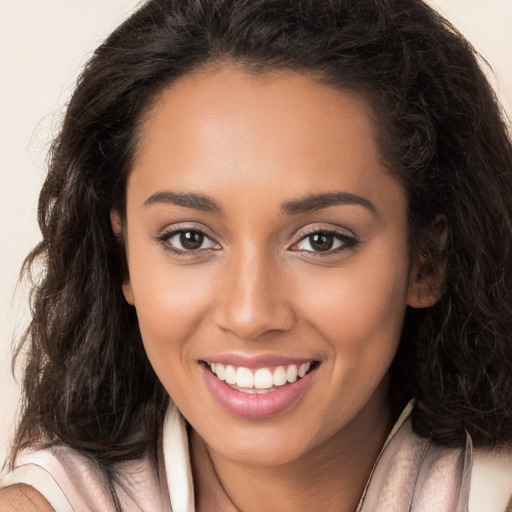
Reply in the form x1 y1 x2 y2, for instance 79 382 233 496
213 301 296 340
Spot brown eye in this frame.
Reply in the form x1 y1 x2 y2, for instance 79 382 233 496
292 229 357 255
180 231 204 250
158 228 220 255
309 233 334 251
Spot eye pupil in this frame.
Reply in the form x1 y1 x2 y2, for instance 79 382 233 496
310 233 334 251
180 231 204 250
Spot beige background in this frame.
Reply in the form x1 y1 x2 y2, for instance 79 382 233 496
1 0 511 464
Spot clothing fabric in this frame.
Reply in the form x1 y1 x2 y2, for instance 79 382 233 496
1 402 511 511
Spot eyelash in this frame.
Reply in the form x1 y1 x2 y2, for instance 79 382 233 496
156 226 220 257
289 228 359 257
156 226 359 257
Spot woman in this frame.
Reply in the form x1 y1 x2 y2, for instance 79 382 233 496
1 0 511 510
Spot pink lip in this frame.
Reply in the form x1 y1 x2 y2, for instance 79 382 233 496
201 353 313 369
200 363 316 419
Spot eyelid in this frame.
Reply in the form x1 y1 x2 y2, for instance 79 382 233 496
156 221 218 239
154 223 358 257
289 225 359 254
155 223 221 255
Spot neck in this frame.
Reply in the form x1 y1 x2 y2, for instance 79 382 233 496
190 393 396 512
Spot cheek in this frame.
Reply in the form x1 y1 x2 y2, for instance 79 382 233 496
134 270 211 335
126 249 216 377
291 255 409 429
292 249 409 366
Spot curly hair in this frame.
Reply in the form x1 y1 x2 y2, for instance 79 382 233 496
11 0 512 496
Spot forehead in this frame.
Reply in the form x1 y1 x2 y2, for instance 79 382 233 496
128 64 403 216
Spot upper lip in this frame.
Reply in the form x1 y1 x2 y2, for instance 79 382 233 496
201 353 316 369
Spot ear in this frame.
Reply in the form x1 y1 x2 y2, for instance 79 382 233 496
110 209 135 306
407 215 448 309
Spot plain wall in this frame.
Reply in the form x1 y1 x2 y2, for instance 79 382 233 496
1 0 511 464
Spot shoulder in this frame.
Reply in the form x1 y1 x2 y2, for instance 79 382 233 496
0 484 53 511
0 445 106 511
469 445 512 512
0 443 170 511
363 403 512 512
0 452 74 511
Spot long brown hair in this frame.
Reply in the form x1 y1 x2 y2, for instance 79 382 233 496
11 0 512 505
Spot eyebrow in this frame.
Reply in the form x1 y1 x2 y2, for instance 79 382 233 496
281 192 377 216
143 191 222 213
143 190 376 216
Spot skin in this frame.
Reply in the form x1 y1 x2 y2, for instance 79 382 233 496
0 64 441 511
115 64 436 511
0 485 54 511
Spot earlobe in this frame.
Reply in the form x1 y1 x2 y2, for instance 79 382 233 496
122 281 135 306
110 209 135 306
407 215 448 309
110 209 123 239
407 268 444 308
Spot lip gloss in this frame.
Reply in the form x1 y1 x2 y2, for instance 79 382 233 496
200 364 315 419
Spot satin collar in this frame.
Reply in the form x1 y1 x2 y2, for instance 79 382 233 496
162 401 472 512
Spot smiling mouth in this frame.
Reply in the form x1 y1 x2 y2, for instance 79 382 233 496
201 361 317 394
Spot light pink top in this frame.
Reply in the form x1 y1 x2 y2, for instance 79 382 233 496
1 402 511 511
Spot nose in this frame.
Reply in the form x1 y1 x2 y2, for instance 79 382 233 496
212 250 296 340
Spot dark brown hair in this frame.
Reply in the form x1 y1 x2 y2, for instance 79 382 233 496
10 0 512 503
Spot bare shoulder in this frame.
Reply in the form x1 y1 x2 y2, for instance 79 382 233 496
0 484 53 511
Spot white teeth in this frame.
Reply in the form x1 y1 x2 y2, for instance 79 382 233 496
225 365 237 385
286 365 298 383
273 366 287 386
208 362 313 389
231 385 274 395
298 362 311 378
216 364 226 381
254 368 273 389
236 367 254 388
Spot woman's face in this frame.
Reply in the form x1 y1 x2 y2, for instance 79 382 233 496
120 64 417 466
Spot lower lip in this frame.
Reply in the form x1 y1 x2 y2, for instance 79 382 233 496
200 364 315 419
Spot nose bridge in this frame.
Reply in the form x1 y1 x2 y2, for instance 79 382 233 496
213 243 294 339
